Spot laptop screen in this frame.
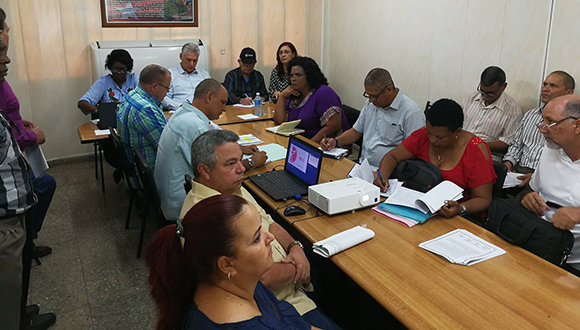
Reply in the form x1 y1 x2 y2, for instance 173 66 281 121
284 136 323 186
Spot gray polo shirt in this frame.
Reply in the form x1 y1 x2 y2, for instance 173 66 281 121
353 91 425 167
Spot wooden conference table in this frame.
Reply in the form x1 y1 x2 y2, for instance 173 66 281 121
224 120 580 329
77 103 275 191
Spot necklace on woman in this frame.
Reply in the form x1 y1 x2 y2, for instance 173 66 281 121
436 154 443 167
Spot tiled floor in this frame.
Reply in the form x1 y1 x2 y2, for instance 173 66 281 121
28 159 156 329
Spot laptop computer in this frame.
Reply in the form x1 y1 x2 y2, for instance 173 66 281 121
248 136 323 201
97 102 119 129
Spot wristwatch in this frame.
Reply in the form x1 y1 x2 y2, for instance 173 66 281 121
458 204 467 216
248 158 255 169
287 240 304 252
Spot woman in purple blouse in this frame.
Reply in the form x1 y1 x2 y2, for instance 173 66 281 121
274 56 349 143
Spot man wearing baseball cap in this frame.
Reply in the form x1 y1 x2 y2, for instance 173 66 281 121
223 47 269 105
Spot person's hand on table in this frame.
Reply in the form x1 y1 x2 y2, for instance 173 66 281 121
551 207 580 230
320 137 336 151
240 145 258 154
439 200 462 218
373 171 389 192
240 97 253 105
521 191 549 216
281 246 310 284
251 151 267 168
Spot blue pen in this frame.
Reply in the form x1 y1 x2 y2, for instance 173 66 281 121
244 93 254 105
377 169 385 186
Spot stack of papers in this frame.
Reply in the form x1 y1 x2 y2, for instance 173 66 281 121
237 114 260 120
419 229 506 265
237 134 263 146
313 225 375 258
376 180 463 226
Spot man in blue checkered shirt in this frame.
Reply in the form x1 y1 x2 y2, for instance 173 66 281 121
117 64 171 183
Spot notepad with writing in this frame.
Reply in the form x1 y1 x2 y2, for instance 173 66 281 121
313 225 375 258
266 119 305 136
419 229 506 265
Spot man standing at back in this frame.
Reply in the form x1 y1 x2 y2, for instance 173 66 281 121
462 66 522 160
155 78 267 220
117 64 170 173
321 68 424 167
224 47 268 105
162 42 210 111
503 71 574 185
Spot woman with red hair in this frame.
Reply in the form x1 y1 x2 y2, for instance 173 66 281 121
145 194 313 329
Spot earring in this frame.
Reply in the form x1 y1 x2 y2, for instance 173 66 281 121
226 272 231 281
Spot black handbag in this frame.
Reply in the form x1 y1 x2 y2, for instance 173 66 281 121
390 159 442 193
485 198 574 266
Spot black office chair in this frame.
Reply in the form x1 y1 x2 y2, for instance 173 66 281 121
342 104 364 161
133 148 170 258
492 161 508 199
109 128 142 229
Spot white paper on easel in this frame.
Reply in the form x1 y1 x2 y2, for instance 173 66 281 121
24 145 49 177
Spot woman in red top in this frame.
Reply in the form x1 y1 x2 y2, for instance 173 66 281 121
375 98 496 219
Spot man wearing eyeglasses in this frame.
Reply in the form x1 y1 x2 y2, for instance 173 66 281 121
320 68 424 167
503 71 575 187
161 42 210 111
462 66 522 160
117 64 171 186
520 94 580 274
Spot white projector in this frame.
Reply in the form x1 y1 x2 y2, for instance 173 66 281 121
308 177 381 215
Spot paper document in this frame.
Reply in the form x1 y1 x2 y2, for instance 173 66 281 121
233 103 255 108
238 114 259 120
372 206 419 227
265 120 305 136
503 172 524 188
243 144 287 164
313 225 375 258
24 145 49 177
237 134 263 146
319 147 348 159
94 129 110 136
347 159 376 183
419 229 506 265
386 180 463 214
91 119 99 125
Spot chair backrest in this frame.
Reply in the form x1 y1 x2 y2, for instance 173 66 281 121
424 101 431 114
110 128 138 190
184 174 193 194
492 161 508 199
133 148 161 209
342 104 364 160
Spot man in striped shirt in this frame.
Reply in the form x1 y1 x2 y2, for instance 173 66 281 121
462 66 522 161
503 71 575 186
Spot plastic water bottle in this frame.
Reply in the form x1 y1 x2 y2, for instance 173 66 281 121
254 92 262 116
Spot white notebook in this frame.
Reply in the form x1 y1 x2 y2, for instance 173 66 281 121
313 225 375 258
386 180 463 214
419 229 506 266
265 119 305 136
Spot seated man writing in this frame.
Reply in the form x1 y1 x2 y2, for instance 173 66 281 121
179 129 339 329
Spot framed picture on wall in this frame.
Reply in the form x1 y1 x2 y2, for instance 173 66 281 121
100 0 198 27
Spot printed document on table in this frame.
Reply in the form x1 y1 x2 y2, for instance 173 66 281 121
237 134 263 146
238 114 259 120
94 129 110 136
419 229 506 265
233 103 255 108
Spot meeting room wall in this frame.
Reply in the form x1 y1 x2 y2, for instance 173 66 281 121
322 0 580 116
0 0 323 160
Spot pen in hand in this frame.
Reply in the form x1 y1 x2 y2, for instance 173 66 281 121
377 169 385 186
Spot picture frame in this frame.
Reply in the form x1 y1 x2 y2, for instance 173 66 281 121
100 0 198 27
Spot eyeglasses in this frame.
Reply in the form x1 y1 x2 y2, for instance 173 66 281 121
110 67 128 74
290 72 304 79
363 86 388 100
477 84 500 96
536 116 578 130
278 50 292 55
156 82 171 92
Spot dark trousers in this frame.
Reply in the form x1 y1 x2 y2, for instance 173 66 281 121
27 173 56 239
